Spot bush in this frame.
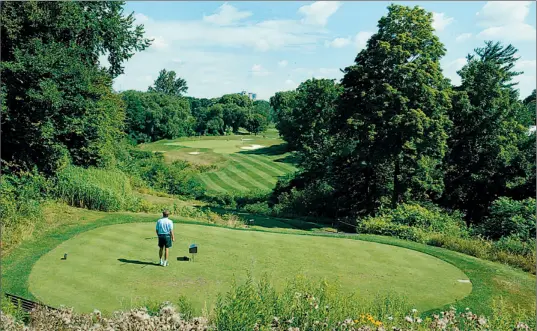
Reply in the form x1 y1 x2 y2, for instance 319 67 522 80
379 203 467 237
480 197 536 242
356 203 536 273
0 171 50 253
54 166 140 212
357 217 428 243
201 190 270 210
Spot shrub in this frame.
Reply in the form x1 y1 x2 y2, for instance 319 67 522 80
357 217 428 243
54 166 140 212
242 201 271 215
1 277 535 330
480 197 536 242
0 171 50 253
380 203 467 237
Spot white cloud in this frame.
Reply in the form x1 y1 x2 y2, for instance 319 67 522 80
455 33 472 43
476 1 536 42
325 37 351 48
515 59 537 72
285 79 295 85
355 31 373 51
477 24 536 41
203 3 252 26
442 57 467 86
299 1 342 26
134 13 149 23
251 64 270 77
278 60 288 67
476 1 531 27
432 12 454 31
149 36 169 50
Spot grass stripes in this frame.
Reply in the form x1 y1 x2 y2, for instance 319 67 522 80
199 153 296 194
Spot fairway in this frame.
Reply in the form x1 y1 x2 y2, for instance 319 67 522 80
139 135 297 193
29 222 472 314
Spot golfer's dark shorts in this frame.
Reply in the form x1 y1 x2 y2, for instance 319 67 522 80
158 234 172 248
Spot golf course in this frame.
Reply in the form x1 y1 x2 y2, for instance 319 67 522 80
3 1 536 329
29 222 471 314
138 129 297 194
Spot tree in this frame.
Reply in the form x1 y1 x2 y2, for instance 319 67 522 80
148 69 188 96
1 1 150 174
333 4 452 214
245 113 268 135
122 91 194 143
269 91 298 147
441 41 534 224
253 100 273 122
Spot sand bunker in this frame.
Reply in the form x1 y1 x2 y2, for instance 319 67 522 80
188 152 201 155
240 144 265 150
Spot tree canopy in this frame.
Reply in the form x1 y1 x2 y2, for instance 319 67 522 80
148 69 188 96
1 1 150 173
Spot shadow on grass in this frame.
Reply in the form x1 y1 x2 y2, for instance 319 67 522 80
118 258 159 266
238 144 289 157
198 206 332 231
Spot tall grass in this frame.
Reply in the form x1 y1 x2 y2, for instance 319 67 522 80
54 166 140 212
3 276 533 330
0 171 49 254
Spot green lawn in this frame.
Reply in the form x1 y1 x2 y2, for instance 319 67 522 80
3 208 534 318
139 134 297 193
28 222 470 314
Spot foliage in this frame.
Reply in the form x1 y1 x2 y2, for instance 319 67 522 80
270 90 298 147
147 69 188 96
1 1 150 174
0 171 49 253
54 166 140 212
357 203 536 273
244 113 268 135
479 197 536 241
441 41 535 224
122 90 194 143
333 4 451 214
138 160 206 198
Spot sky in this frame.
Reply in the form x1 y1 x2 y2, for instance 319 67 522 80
110 1 537 100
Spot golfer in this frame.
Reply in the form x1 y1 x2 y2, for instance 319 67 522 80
156 210 175 266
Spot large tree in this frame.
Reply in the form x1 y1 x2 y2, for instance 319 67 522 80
333 4 452 214
269 91 298 148
122 90 194 143
1 1 150 173
442 42 536 224
148 69 188 96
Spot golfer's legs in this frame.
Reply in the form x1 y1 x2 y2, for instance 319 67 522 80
159 246 163 259
165 247 169 261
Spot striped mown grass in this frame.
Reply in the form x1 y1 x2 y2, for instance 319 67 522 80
198 154 296 193
55 166 140 212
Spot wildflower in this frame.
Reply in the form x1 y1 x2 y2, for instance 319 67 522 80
516 322 531 330
387 316 393 321
411 309 418 313
478 316 487 326
416 318 422 323
404 316 413 323
465 307 470 311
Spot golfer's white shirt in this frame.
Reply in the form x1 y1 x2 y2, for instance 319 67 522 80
156 217 173 235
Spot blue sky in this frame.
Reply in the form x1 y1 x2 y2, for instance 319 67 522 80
111 1 536 100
